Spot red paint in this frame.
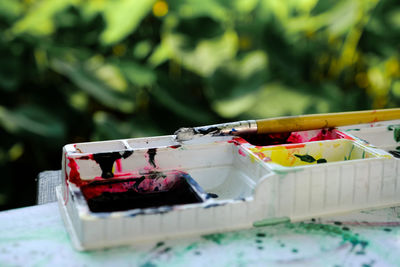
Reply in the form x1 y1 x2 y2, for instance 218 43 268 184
115 159 123 172
81 171 187 200
169 145 181 149
238 148 246 157
67 158 88 187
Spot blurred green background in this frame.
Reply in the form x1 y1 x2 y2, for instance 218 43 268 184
0 0 399 210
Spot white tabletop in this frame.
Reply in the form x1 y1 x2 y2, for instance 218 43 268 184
1 202 400 266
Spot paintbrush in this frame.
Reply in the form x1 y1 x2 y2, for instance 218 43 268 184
175 108 400 141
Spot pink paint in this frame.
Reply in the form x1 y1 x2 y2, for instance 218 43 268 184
67 158 88 187
238 148 246 157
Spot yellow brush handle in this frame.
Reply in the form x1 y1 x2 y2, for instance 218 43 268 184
256 108 400 134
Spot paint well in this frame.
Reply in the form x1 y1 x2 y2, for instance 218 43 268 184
248 139 378 167
241 129 349 146
81 171 204 212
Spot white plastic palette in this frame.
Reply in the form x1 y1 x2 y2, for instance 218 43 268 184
57 120 400 250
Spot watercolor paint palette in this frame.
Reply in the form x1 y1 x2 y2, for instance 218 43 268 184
57 120 400 250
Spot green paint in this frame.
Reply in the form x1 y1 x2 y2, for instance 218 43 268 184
253 217 290 227
362 150 365 159
396 146 400 151
202 233 226 244
294 154 316 163
395 127 400 142
345 128 360 131
347 145 355 160
291 222 369 254
388 125 400 142
292 248 298 253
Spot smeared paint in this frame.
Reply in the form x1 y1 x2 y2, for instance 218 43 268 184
294 154 327 164
202 233 226 244
92 150 133 178
294 154 316 163
147 148 157 168
67 158 87 187
388 150 400 158
82 171 204 212
169 145 181 149
242 129 349 146
253 217 290 227
206 193 219 199
238 148 246 157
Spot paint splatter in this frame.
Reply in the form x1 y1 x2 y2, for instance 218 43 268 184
202 233 226 244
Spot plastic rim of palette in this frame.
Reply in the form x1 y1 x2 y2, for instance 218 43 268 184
57 120 400 251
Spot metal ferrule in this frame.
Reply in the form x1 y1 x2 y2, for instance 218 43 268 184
194 120 257 136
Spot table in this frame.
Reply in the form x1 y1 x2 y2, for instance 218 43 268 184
1 171 400 266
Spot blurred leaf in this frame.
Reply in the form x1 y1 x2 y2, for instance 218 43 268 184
100 0 155 45
151 85 214 123
12 0 72 36
240 83 332 118
207 50 268 102
92 111 161 140
51 57 135 113
0 0 22 22
166 31 238 76
133 40 153 59
148 42 170 67
0 105 65 139
171 0 228 22
117 61 157 87
8 143 24 161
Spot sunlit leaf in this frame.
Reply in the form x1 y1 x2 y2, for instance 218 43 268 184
11 0 72 36
166 31 238 76
100 0 155 45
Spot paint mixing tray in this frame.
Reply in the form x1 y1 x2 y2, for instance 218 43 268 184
58 121 400 250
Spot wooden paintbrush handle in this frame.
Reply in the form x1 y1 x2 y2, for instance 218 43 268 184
256 108 400 134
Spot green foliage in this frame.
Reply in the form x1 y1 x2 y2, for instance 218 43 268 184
0 0 400 209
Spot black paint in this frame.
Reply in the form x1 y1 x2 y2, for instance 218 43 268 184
85 177 204 212
317 158 327 164
255 239 262 244
206 193 219 199
92 150 133 178
342 227 350 231
383 228 392 232
133 176 145 190
334 221 342 225
195 126 221 135
294 154 316 163
257 246 264 250
256 233 266 237
147 148 157 167
241 132 291 146
388 150 400 158
311 218 316 222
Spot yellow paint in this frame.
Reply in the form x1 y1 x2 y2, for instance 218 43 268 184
247 140 384 167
